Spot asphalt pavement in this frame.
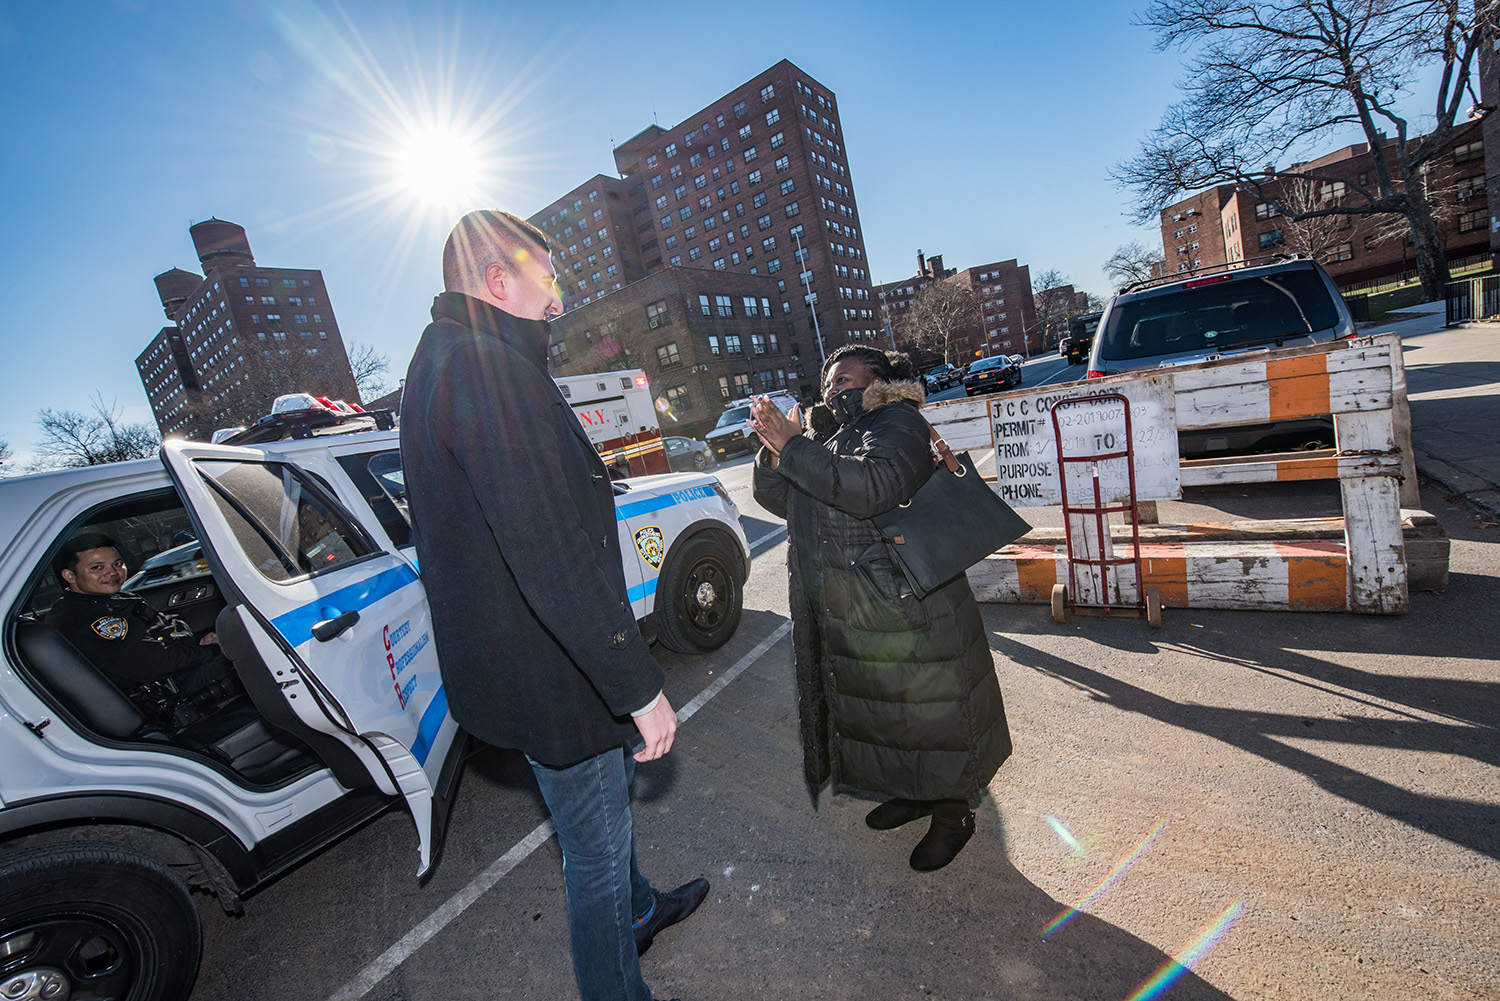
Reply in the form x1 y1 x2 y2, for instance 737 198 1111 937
186 327 1497 1001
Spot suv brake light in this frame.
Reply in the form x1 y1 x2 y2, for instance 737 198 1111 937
1180 274 1233 289
1086 369 1108 379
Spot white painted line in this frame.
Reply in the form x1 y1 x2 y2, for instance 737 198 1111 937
676 620 792 723
326 618 795 1001
747 524 787 550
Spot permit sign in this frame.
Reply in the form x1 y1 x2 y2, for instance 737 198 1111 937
989 376 1181 506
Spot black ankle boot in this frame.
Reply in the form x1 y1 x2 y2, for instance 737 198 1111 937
909 801 974 872
865 798 933 830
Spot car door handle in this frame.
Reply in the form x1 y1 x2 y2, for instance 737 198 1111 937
312 609 360 642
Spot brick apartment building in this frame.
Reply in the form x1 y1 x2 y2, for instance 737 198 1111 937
1157 120 1489 287
138 219 358 439
546 267 808 439
875 253 1042 362
1480 36 1500 266
531 59 879 408
530 174 649 309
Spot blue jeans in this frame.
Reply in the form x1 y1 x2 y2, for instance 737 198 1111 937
528 744 655 1001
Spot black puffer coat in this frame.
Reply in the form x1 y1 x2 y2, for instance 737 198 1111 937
753 380 1011 804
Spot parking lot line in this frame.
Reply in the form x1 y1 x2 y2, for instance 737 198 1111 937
747 524 787 551
325 618 794 1001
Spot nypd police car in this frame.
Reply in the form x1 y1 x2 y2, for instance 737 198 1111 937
0 424 748 1000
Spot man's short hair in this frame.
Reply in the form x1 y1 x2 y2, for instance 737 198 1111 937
442 210 551 292
54 532 117 585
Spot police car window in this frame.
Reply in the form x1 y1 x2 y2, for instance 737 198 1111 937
195 460 374 582
334 450 412 548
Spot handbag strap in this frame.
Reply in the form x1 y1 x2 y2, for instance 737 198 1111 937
924 422 961 474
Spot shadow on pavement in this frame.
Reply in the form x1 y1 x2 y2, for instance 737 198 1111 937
989 578 1500 862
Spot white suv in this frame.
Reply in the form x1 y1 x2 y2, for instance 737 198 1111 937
0 425 748 1000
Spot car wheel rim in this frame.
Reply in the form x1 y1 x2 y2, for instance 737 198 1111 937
694 454 707 469
681 557 730 632
1 917 135 1000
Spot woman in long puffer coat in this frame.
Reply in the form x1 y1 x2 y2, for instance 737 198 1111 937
749 346 1011 871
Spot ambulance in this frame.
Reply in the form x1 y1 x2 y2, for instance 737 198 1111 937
555 369 668 476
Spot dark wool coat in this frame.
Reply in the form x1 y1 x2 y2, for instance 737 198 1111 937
753 380 1012 804
399 292 663 767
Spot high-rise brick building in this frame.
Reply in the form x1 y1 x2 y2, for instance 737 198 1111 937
138 219 359 439
530 60 879 409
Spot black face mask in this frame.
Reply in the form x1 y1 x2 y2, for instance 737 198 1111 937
827 386 866 425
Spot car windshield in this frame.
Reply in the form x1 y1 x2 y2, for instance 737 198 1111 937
1100 270 1341 361
970 357 1003 370
715 406 751 428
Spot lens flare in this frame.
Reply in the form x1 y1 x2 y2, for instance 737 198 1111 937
1124 901 1245 1001
1044 813 1083 853
1041 815 1168 938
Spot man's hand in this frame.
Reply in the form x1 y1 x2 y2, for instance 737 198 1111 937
199 631 218 646
632 694 678 762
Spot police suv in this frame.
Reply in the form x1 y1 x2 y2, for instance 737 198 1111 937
0 419 749 1000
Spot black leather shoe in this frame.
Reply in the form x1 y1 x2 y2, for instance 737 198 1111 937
634 878 710 955
909 808 975 872
865 798 933 830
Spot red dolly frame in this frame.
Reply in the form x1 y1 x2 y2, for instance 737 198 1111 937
1048 393 1161 628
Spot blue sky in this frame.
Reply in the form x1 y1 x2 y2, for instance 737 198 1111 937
0 1 1428 458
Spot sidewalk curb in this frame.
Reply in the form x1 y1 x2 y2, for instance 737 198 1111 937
1413 446 1500 520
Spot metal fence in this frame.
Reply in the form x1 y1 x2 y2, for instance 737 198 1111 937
1340 252 1493 295
1445 274 1500 323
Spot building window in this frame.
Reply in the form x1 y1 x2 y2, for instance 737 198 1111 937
733 100 747 118
765 108 780 125
665 143 678 158
762 236 777 252
743 296 760 316
758 214 773 230
753 191 768 208
550 341 569 364
1332 242 1354 261
1254 202 1279 220
713 257 727 270
719 376 730 399
767 257 782 273
784 201 801 218
748 169 762 185
647 300 669 328
732 373 750 396
709 336 720 356
665 384 690 412
1459 210 1484 232
760 84 775 101
779 178 795 195
657 342 681 368
1453 139 1484 164
726 334 742 354
752 333 766 354
1320 180 1347 201
769 131 785 150
689 247 702 261
743 145 758 162
774 155 790 173
699 294 712 315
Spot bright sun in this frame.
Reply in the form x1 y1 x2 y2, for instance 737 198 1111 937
391 126 484 210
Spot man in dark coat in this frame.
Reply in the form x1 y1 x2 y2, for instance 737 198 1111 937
399 210 706 1001
750 347 1011 872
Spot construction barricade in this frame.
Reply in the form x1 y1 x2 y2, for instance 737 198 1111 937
924 333 1441 616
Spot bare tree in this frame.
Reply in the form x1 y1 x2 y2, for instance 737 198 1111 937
1274 175 1359 261
1103 241 1168 288
903 281 978 365
1115 0 1495 301
0 435 12 476
34 395 161 468
1031 270 1078 347
192 342 356 437
348 341 393 403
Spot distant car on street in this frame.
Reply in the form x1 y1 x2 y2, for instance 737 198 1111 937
963 355 1020 395
1064 312 1102 364
663 435 715 471
923 364 961 391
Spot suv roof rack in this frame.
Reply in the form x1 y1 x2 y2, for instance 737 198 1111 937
1118 253 1305 296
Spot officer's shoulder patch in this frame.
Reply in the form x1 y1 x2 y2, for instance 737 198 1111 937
91 616 129 640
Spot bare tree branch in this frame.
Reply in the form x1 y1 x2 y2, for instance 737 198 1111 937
33 394 161 468
1117 0 1496 299
347 341 393 402
1103 241 1168 288
901 282 978 366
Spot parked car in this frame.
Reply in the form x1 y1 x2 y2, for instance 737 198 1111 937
664 434 715 471
1088 257 1355 455
0 421 750 998
706 391 798 459
963 355 1020 395
923 364 961 392
1006 355 1025 385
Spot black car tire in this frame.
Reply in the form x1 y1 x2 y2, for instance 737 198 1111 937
655 533 743 653
0 842 202 1001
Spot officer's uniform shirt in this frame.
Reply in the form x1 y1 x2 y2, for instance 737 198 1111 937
49 590 219 688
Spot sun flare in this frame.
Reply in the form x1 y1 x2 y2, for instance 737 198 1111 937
391 126 485 211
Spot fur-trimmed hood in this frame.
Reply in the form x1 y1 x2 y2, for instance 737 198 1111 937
803 379 926 439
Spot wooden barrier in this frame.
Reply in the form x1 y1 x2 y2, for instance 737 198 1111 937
927 333 1419 615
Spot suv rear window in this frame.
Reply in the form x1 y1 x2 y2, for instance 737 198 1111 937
1100 270 1341 361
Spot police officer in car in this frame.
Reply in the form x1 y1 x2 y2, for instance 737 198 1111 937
48 532 231 696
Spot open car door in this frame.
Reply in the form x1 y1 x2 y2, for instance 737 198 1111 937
161 439 461 876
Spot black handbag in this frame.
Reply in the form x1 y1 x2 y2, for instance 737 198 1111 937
874 423 1031 599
